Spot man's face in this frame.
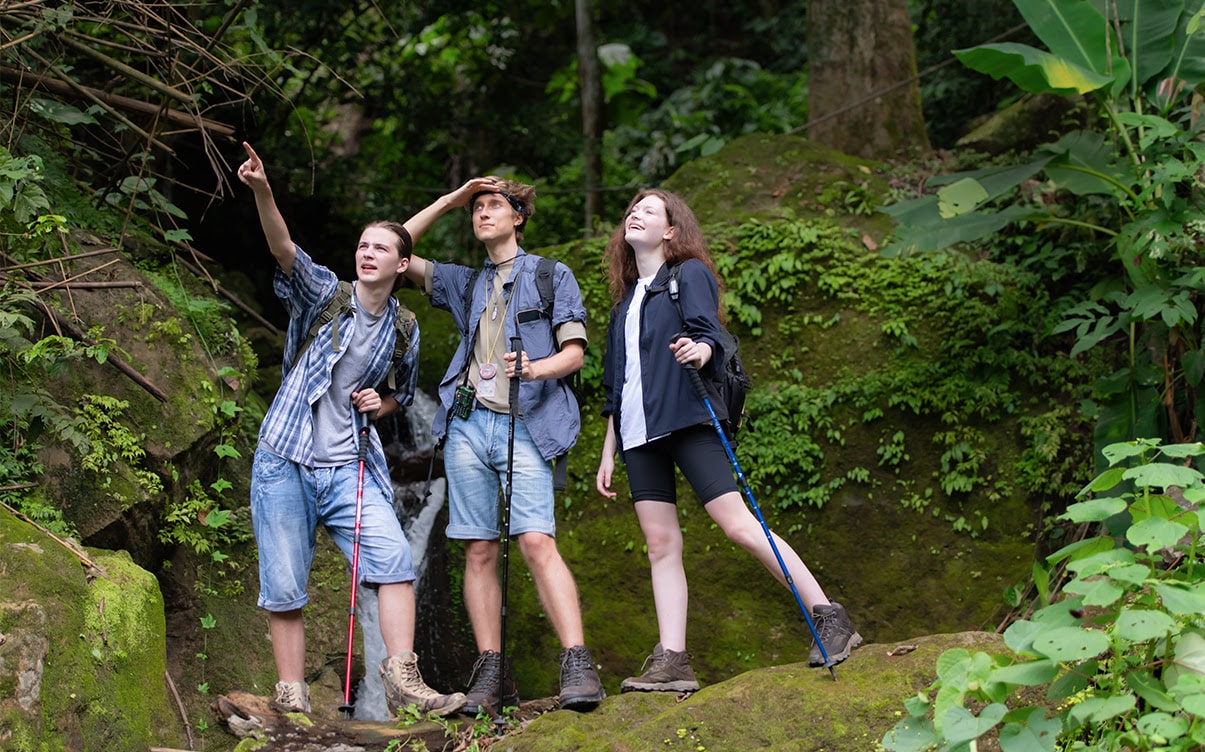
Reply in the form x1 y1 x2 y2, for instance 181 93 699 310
470 192 522 244
355 227 408 285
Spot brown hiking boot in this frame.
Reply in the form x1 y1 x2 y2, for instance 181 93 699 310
558 645 605 710
807 602 863 667
380 652 467 718
271 680 310 713
620 644 700 693
463 650 519 716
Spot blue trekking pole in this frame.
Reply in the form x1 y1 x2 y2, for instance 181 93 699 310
679 354 839 680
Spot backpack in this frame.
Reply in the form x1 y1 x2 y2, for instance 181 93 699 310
295 280 416 392
667 264 752 439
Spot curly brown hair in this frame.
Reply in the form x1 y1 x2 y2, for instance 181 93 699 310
603 189 722 313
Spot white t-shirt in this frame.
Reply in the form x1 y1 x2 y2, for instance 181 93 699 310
619 274 657 450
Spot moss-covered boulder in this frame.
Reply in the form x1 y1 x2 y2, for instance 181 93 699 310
0 507 180 750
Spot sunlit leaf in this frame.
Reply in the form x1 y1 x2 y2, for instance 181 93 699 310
1031 626 1110 662
1114 607 1175 642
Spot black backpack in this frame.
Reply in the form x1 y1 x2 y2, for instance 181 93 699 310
295 280 416 392
667 264 752 438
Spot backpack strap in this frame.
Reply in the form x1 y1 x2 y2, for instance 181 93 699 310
295 280 354 371
386 306 416 392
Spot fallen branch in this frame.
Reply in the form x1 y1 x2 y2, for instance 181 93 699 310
164 670 196 751
0 247 119 273
0 499 98 571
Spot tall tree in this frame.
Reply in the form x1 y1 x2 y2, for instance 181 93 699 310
576 0 604 237
806 0 931 158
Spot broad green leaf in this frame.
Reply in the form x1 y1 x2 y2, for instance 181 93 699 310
1066 693 1137 728
881 204 1038 256
1014 0 1111 75
1164 631 1205 691
1042 130 1128 197
1101 440 1158 464
955 43 1114 95
1004 620 1045 654
1086 466 1126 493
1126 516 1188 551
998 707 1060 752
1065 548 1135 575
1104 563 1150 586
941 703 1007 746
1159 3 1205 94
1046 660 1096 701
989 659 1060 686
881 716 940 752
1114 0 1181 91
1114 607 1176 642
1181 693 1205 718
1061 496 1127 522
1136 711 1189 740
1158 442 1205 458
1130 492 1195 524
1123 462 1203 489
1063 575 1124 607
1031 626 1110 661
1154 583 1205 615
1046 535 1117 566
1127 669 1180 712
938 178 990 218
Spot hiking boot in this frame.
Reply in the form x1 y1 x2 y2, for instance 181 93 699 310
620 644 700 693
380 652 467 718
271 680 310 713
558 645 606 710
462 650 519 716
807 601 863 667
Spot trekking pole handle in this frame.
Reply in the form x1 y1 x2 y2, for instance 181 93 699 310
671 332 711 401
510 336 523 382
355 409 371 464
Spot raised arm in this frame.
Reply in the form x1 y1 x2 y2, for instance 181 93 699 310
237 142 296 275
400 176 499 285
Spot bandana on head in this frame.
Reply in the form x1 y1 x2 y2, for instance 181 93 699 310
469 189 531 217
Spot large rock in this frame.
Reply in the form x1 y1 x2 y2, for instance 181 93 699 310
0 507 181 750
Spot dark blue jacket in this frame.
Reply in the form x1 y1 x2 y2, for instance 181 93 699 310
602 259 728 453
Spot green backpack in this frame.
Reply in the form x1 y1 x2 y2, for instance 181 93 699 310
295 280 416 391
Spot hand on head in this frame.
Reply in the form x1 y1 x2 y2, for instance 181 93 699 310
447 176 502 209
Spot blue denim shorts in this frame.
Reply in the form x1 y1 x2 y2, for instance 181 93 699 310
443 408 556 540
251 448 415 612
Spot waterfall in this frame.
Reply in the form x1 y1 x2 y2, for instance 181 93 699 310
352 390 446 721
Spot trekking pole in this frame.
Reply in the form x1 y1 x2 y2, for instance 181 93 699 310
496 335 523 733
679 354 838 680
340 411 372 718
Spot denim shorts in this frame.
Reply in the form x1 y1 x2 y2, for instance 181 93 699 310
251 448 415 612
443 408 556 540
623 424 739 504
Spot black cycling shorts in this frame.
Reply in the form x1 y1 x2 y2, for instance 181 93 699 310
623 424 738 505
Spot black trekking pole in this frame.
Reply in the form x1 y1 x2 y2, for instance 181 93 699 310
495 335 522 733
340 411 372 718
679 353 839 680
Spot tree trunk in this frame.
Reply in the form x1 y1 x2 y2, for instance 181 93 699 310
575 0 604 236
806 0 931 159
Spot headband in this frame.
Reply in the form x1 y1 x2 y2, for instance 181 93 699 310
468 189 531 217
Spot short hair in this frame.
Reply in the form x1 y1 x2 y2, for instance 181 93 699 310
363 220 413 259
470 177 536 240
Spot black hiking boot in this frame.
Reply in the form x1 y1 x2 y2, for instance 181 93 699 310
620 643 700 693
462 650 519 716
558 645 606 710
807 601 863 667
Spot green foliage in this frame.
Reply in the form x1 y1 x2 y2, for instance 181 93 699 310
882 0 1205 468
883 438 1205 752
77 394 163 500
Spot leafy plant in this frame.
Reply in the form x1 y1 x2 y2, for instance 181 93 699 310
883 438 1205 751
881 0 1205 463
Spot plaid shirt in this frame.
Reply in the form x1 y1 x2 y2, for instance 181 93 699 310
257 246 420 495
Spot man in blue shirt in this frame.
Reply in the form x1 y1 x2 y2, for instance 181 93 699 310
238 142 465 717
400 177 605 713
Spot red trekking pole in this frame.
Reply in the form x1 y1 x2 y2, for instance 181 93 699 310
340 411 372 719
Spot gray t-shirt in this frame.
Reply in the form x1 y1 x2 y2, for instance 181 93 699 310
312 300 385 466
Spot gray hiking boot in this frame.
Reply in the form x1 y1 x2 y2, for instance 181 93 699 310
620 643 700 693
558 645 606 710
380 652 467 718
271 680 310 713
807 601 863 667
463 650 519 716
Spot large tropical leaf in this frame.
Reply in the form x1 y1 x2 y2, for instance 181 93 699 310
1159 0 1205 93
955 42 1115 94
1014 0 1112 74
1113 0 1182 93
1041 130 1131 197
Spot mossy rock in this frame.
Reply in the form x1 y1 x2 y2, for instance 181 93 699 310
0 508 182 750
